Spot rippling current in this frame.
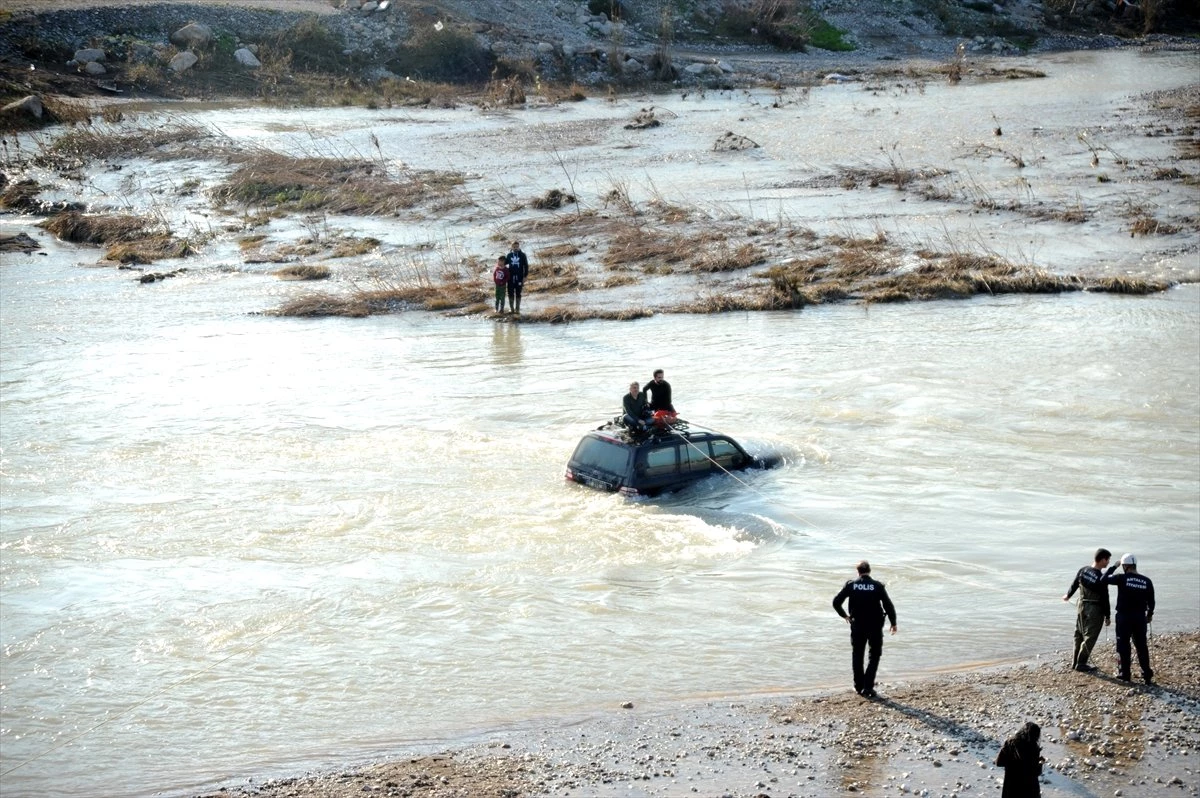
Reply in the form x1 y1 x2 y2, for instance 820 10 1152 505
2 259 1197 796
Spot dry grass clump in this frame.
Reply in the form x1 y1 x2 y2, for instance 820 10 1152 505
1087 276 1171 295
273 294 371 318
105 235 194 264
602 274 641 288
41 211 153 244
485 75 527 106
213 153 466 215
603 226 689 270
531 188 576 210
531 259 582 294
690 242 766 272
678 291 796 313
538 243 583 258
275 264 332 281
1128 215 1180 236
518 306 654 324
37 124 209 167
238 234 270 250
0 179 84 215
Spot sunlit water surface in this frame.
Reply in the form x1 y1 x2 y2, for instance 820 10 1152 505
1 48 1199 798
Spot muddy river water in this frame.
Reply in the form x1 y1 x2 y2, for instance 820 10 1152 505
1 49 1198 797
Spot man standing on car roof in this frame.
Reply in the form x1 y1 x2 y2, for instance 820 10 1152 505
1104 553 1155 684
832 560 898 699
643 369 675 412
1062 547 1112 672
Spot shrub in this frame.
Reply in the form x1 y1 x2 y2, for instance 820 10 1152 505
262 17 350 74
388 25 494 83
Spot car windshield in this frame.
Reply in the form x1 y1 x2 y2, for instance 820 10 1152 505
572 436 631 475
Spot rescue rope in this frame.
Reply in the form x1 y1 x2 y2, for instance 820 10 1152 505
0 603 318 778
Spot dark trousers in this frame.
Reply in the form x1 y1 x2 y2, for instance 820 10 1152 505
850 624 883 693
1072 601 1105 668
507 283 523 311
1115 613 1152 680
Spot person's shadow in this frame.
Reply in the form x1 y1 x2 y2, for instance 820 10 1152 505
872 696 992 746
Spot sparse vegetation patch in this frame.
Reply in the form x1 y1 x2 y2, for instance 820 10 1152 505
212 153 467 215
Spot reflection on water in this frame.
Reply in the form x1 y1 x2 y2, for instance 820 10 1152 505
491 321 524 365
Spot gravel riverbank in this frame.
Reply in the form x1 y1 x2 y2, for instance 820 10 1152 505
194 632 1199 798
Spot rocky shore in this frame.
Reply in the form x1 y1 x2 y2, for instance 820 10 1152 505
193 633 1199 798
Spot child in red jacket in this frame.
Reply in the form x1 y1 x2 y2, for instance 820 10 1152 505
492 256 509 313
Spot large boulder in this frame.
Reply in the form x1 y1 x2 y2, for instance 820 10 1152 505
234 48 261 68
73 48 105 64
170 22 213 49
83 61 107 76
169 51 199 73
2 95 43 120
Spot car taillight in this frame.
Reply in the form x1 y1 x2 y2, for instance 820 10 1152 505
619 486 640 496
564 467 575 481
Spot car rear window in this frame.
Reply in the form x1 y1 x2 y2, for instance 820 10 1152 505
572 436 631 475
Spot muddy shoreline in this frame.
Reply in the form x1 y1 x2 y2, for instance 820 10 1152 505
190 632 1200 798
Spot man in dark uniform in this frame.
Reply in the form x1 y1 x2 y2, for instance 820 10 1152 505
832 560 898 699
1062 547 1112 672
1103 553 1155 684
643 369 675 412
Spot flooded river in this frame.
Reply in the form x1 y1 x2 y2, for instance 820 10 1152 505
1 49 1198 797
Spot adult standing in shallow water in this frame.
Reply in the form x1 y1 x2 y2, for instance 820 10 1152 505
1063 547 1112 672
832 560 897 699
1104 553 1155 684
995 721 1044 798
506 240 528 313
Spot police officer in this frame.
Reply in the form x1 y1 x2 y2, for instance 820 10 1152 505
1103 553 1155 684
832 560 898 699
1062 547 1112 672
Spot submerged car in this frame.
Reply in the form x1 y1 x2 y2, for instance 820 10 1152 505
564 418 778 496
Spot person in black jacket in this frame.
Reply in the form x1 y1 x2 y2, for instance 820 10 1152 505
506 240 529 313
643 369 675 412
1103 553 1155 684
621 381 650 431
832 560 898 699
1062 547 1112 672
995 721 1044 798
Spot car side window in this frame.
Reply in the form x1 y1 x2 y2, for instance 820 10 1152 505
682 440 712 473
643 445 678 477
710 438 740 468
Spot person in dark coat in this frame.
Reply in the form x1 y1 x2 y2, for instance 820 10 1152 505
505 240 529 313
995 721 1043 798
1103 553 1155 683
1062 547 1112 672
621 381 650 431
832 560 897 699
643 369 675 412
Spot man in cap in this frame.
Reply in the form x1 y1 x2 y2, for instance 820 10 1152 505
832 560 898 699
1062 548 1112 672
1103 553 1155 684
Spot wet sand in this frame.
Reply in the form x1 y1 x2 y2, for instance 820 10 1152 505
195 632 1199 798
